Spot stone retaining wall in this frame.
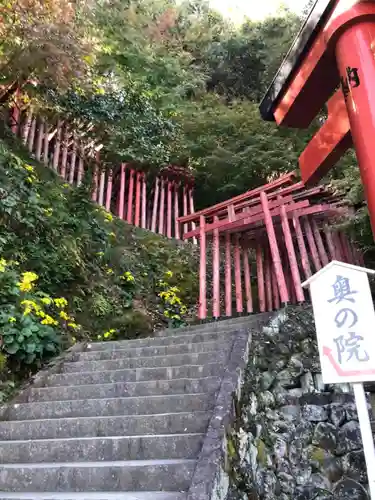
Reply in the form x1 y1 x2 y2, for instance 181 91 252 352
227 306 370 500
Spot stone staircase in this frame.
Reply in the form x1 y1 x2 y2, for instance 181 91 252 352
0 314 270 500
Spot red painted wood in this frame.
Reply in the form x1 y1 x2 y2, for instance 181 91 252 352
225 233 232 317
324 227 336 261
27 117 36 153
69 141 77 185
199 215 207 320
22 112 32 144
260 192 289 303
264 246 273 312
141 174 147 229
135 171 141 227
234 234 243 313
212 215 220 318
106 169 113 212
98 169 105 206
36 118 44 161
10 89 20 135
303 216 321 272
60 126 69 179
183 185 188 236
256 242 266 313
43 122 49 166
243 246 253 313
52 121 62 171
272 266 280 310
292 215 312 280
174 183 180 240
151 177 160 233
188 187 197 245
167 181 172 238
332 231 344 261
339 232 351 263
77 156 84 187
311 218 329 266
158 178 165 235
127 169 135 224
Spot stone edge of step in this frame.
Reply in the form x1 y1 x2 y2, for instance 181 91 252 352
0 493 187 500
185 312 274 500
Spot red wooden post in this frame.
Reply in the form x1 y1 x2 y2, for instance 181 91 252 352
127 169 135 224
43 122 50 166
311 218 329 266
10 89 20 135
141 173 147 229
324 226 336 261
280 204 304 302
332 231 344 261
234 234 243 314
174 183 180 239
151 177 160 233
188 186 197 245
158 178 165 235
134 171 141 227
118 164 126 219
35 118 44 161
167 180 172 238
22 111 32 144
60 126 69 179
339 232 351 263
92 154 99 202
77 155 84 187
272 266 280 310
69 140 77 185
98 168 105 206
212 216 220 318
225 233 232 317
52 120 62 172
303 216 321 272
260 192 289 303
256 242 266 313
243 245 253 313
27 117 36 153
264 246 273 312
183 185 188 236
199 215 207 320
106 169 113 212
293 214 312 280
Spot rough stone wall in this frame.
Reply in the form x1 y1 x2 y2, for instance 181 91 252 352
227 306 370 500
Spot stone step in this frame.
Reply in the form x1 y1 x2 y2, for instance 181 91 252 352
0 493 186 500
0 433 204 463
0 459 196 492
37 363 224 388
62 351 229 374
0 411 211 441
85 330 237 351
24 377 222 403
2 393 214 421
76 340 231 362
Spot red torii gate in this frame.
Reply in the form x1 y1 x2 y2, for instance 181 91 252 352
259 0 375 235
179 173 361 320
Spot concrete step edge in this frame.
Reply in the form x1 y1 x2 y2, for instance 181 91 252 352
0 458 196 468
0 493 187 499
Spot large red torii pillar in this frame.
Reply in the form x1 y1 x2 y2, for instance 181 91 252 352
260 0 375 236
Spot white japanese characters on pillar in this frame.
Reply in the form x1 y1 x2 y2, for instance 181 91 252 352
303 261 375 384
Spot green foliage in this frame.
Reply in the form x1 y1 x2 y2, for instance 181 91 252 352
157 272 188 328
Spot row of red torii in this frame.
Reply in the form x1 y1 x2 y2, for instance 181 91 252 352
178 172 363 320
9 105 196 240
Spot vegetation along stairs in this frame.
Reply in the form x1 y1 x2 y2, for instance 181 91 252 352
0 314 270 500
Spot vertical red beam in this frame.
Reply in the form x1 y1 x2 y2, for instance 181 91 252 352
199 215 207 320
243 245 253 313
151 177 160 233
52 120 62 172
188 186 197 245
183 185 188 236
303 216 321 272
105 169 113 212
271 267 280 310
27 117 36 153
293 214 312 280
260 192 289 303
225 233 232 317
10 89 20 135
118 164 126 219
141 173 147 229
167 180 172 238
311 218 329 266
280 205 304 302
332 231 344 261
60 126 69 179
91 164 98 202
234 234 243 314
264 246 273 311
43 122 49 166
77 155 84 187
158 178 165 235
134 171 141 227
174 183 180 239
256 242 266 313
339 232 351 263
212 216 220 318
35 118 44 161
324 226 336 261
98 168 105 206
127 169 135 224
69 140 77 185
22 111 32 144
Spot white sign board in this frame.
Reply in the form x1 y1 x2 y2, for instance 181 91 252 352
303 261 375 384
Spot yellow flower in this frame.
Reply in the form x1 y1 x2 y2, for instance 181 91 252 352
40 297 52 305
41 314 58 326
97 335 103 340
68 322 81 331
24 165 34 172
96 252 104 257
106 268 114 275
121 271 135 283
8 317 16 323
165 271 173 278
63 183 70 188
54 297 68 308
164 310 170 318
43 208 53 217
17 272 38 292
59 311 70 321
104 212 113 222
0 258 7 273
108 232 116 238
